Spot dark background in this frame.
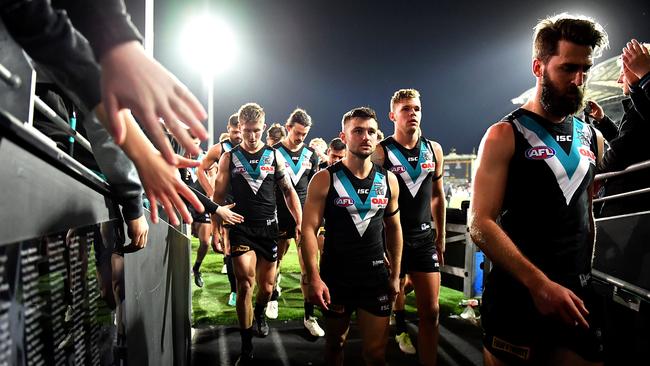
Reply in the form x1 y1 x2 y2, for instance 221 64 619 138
126 0 650 153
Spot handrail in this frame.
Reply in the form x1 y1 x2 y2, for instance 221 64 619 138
594 159 650 204
33 96 92 152
594 187 650 203
0 62 21 88
595 159 650 181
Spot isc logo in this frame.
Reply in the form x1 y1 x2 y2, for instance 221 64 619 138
371 197 388 205
357 188 369 194
335 197 355 207
260 165 275 172
407 156 419 162
556 135 572 142
390 166 405 174
525 146 555 160
421 162 436 170
249 159 259 164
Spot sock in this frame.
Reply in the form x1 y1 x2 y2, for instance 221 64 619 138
192 261 201 272
240 326 253 353
254 302 266 319
395 310 406 334
270 289 279 301
304 301 314 319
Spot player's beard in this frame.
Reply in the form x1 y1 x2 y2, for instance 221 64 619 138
540 72 585 118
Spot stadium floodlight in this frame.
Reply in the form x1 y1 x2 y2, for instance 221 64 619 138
181 14 237 146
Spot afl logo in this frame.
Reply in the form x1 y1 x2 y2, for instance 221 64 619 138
525 146 555 160
233 167 246 174
390 165 405 174
335 197 355 207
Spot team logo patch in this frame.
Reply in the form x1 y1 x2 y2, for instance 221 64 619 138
373 182 385 195
335 197 355 207
525 146 556 160
389 165 406 174
424 151 434 161
576 129 591 146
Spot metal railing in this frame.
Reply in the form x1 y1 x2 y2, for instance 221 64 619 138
1 61 93 155
592 158 650 306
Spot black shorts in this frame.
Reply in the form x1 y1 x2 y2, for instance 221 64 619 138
321 266 392 318
229 219 279 262
185 182 210 224
277 214 297 240
400 230 440 277
482 271 604 364
189 204 210 224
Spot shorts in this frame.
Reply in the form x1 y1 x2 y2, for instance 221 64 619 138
321 265 392 318
189 204 210 224
228 219 279 262
277 214 297 240
482 271 604 364
186 181 211 223
400 230 440 277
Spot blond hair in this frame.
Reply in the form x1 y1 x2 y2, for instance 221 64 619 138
390 88 420 111
238 103 265 124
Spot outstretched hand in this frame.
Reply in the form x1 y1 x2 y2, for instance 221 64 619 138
216 203 244 226
138 153 204 226
95 106 205 226
100 41 208 165
622 39 650 83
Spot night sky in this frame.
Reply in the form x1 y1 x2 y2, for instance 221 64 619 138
128 0 649 154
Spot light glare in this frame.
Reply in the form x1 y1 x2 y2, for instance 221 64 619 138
181 14 237 76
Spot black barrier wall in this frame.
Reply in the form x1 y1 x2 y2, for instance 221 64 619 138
124 222 191 366
0 113 191 366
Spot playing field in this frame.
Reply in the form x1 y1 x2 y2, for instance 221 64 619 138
190 238 466 326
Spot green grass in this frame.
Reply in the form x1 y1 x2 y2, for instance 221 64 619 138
190 238 467 326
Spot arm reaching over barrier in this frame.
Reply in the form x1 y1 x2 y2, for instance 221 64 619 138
100 41 208 164
95 105 203 226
